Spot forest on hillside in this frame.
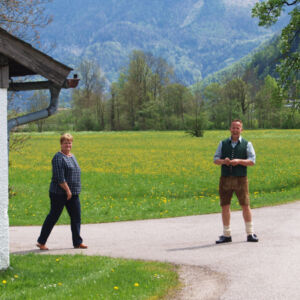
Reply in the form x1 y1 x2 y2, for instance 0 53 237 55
4 0 300 132
21 36 300 133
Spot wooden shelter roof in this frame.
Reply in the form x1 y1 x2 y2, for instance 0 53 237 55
0 27 72 86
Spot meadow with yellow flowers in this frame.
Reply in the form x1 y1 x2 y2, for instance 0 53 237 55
9 130 300 226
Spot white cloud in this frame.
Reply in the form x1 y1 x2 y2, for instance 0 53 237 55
223 0 257 7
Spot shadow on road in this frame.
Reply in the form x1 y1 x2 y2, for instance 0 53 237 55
11 247 75 255
167 241 245 252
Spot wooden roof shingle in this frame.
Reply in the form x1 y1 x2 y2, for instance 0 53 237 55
0 27 72 86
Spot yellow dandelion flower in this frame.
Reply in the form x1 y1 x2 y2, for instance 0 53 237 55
58 282 63 286
134 283 139 287
56 258 60 262
2 280 7 284
14 275 19 279
114 286 119 290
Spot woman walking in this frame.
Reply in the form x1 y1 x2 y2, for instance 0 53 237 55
37 133 87 250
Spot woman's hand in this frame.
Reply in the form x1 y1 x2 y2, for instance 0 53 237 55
59 182 72 200
66 190 72 200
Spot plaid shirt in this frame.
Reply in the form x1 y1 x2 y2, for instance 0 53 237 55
49 152 81 195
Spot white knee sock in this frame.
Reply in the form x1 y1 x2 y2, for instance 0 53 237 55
245 222 254 235
223 225 231 237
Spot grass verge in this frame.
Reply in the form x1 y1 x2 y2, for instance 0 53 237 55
0 254 178 300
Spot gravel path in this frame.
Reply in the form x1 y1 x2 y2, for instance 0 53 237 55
168 265 227 300
10 201 300 299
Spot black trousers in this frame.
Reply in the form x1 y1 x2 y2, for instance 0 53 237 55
37 193 83 247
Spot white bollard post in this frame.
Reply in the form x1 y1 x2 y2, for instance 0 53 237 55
0 88 9 270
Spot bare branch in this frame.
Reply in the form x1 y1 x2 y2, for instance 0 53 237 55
0 0 53 43
283 1 299 6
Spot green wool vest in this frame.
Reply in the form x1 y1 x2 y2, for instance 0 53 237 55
221 138 248 177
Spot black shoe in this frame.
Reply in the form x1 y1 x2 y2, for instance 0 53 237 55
247 234 259 242
216 235 232 244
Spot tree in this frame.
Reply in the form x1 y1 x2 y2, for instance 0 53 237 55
72 59 106 131
242 67 262 128
110 83 117 131
109 74 126 130
255 75 283 127
0 0 52 43
186 83 206 137
222 80 245 127
29 90 49 132
161 83 192 129
252 0 300 91
204 82 226 129
125 50 152 129
228 78 248 116
148 55 174 101
112 50 176 130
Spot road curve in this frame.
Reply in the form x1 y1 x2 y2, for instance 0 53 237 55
10 201 300 299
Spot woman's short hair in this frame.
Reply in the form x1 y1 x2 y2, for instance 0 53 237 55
60 133 73 144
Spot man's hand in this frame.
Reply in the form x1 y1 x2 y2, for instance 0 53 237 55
224 157 231 166
230 159 255 167
230 159 240 166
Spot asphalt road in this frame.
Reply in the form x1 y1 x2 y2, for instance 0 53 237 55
10 201 300 299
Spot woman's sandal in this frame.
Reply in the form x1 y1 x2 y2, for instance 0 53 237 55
36 243 49 250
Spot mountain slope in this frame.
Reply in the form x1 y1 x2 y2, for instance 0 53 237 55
40 0 288 84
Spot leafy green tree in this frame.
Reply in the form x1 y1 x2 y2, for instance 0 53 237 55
110 74 126 130
242 67 262 128
72 59 106 130
204 83 226 129
29 90 49 132
228 78 248 116
222 79 246 127
255 75 283 127
125 50 152 129
186 84 206 137
111 50 177 130
161 83 193 129
148 55 174 101
252 0 300 91
110 83 117 131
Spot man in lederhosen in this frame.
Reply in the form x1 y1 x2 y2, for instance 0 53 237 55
214 119 258 244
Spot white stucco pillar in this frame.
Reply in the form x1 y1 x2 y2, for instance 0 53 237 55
0 88 9 270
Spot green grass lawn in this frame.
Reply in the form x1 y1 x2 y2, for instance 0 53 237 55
9 130 300 226
0 254 178 299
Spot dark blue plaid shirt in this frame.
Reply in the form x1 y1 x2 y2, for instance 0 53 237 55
49 152 81 195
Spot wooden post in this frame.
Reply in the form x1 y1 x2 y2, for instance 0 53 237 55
0 57 9 270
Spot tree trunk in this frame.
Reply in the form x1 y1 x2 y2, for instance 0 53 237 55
110 93 116 131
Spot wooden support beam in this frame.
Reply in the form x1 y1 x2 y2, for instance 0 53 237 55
0 55 9 89
8 81 54 91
